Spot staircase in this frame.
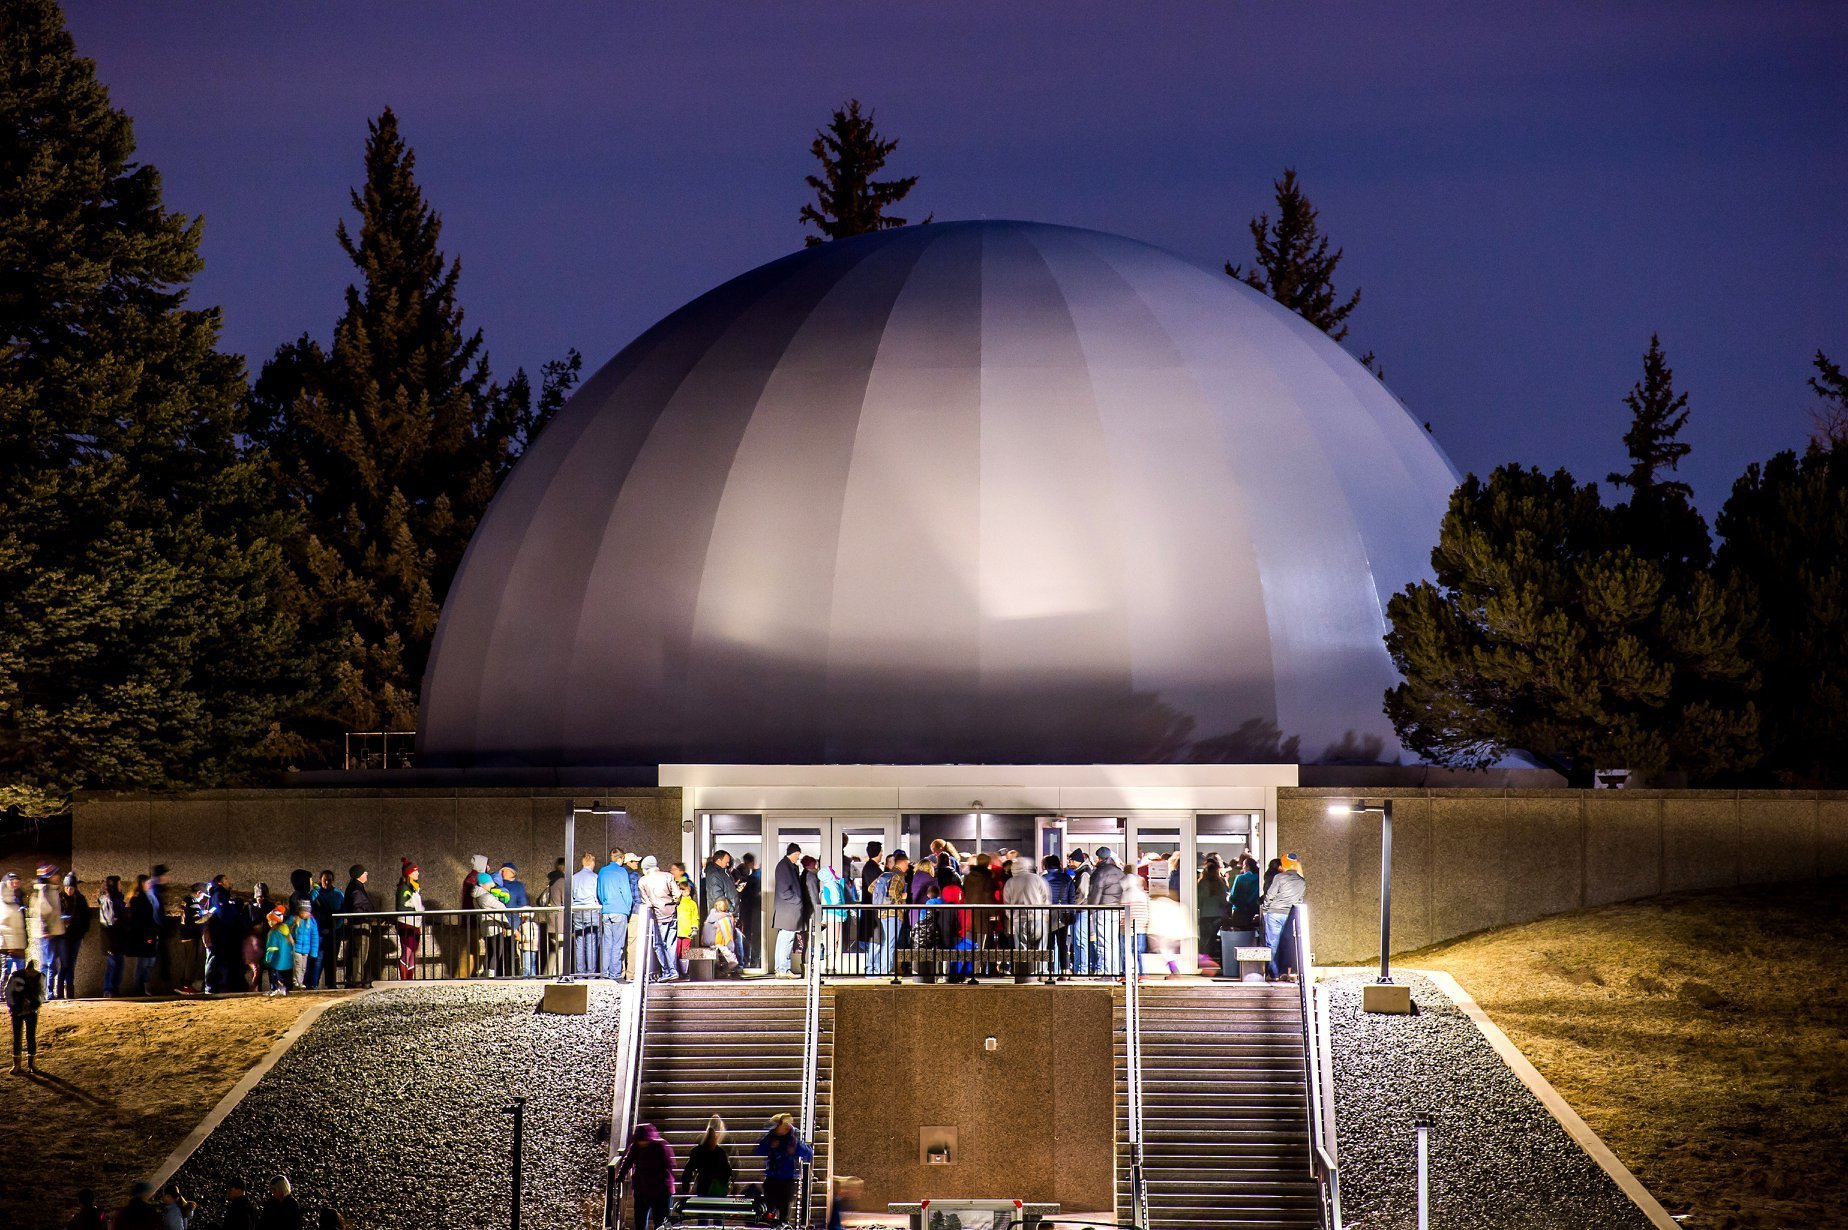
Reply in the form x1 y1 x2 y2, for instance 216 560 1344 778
1117 981 1321 1229
635 981 834 1225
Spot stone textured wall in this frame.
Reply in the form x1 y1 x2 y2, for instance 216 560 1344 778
831 984 1116 1212
1279 788 1848 964
67 786 682 995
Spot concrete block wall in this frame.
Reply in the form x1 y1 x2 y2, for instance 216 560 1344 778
65 786 682 996
1279 787 1848 964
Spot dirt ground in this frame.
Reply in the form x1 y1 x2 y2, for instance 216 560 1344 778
1404 878 1847 1230
0 992 348 1230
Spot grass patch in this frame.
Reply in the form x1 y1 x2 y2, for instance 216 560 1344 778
0 993 348 1229
1399 878 1847 1230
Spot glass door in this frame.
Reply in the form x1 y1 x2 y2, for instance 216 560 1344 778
762 815 899 973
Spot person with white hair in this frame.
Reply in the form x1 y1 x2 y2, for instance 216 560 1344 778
260 1175 301 1229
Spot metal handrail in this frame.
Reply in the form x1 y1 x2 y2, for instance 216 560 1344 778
606 953 651 1230
797 913 823 1228
1123 919 1148 1230
807 902 1129 981
1290 904 1342 1230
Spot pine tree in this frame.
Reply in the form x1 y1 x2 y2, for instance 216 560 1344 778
0 0 308 815
254 109 578 749
1227 168 1377 371
1809 350 1848 448
1716 438 1848 785
1609 335 1693 496
1383 465 1759 784
799 99 925 247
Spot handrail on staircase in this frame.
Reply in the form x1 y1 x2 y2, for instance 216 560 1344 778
796 913 824 1228
605 945 652 1230
1289 904 1342 1230
1122 915 1148 1230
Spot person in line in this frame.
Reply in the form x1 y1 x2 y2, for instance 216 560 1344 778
1259 854 1307 980
1040 856 1074 977
1002 850 1052 982
128 874 159 995
342 866 376 989
855 840 883 952
63 1186 106 1230
262 906 294 997
1228 854 1262 937
733 853 761 967
156 1184 195 1229
257 1175 302 1230
865 855 906 976
1121 870 1152 976
500 861 536 978
146 865 175 990
220 1180 258 1230
1262 856 1283 897
310 871 345 989
680 1114 732 1197
614 1122 676 1230
288 899 321 992
395 860 424 981
1 870 29 984
702 851 742 969
1197 853 1230 966
962 853 999 974
701 896 743 977
174 882 207 994
636 855 681 983
245 883 273 993
755 1113 813 1225
6 955 46 1073
1086 847 1125 976
598 848 637 982
569 852 601 976
671 862 700 976
469 858 511 978
97 875 127 996
771 844 805 977
112 1181 162 1230
29 866 65 991
911 881 945 983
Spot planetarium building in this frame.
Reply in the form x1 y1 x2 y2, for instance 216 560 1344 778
417 220 1458 916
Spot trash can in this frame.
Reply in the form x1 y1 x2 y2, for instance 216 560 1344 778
1219 928 1256 975
686 948 717 982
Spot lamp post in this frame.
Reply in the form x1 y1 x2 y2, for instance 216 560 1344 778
1327 798 1410 1013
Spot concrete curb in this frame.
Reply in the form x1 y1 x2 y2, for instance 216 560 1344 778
144 991 363 1191
1408 968 1680 1230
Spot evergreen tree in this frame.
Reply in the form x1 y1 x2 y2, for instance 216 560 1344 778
1609 335 1693 496
1383 465 1759 783
253 109 577 749
1809 350 1848 448
1226 168 1377 372
1608 336 1711 577
0 0 307 815
1716 439 1848 785
799 99 925 246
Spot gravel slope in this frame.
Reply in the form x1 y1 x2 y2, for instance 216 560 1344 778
1326 972 1656 1230
174 983 621 1230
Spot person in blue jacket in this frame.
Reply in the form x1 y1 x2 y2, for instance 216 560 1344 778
755 1113 813 1226
598 848 638 981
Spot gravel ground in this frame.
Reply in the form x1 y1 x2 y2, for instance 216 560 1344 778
1326 972 1656 1230
174 982 621 1230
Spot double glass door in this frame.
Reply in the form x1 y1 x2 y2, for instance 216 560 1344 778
760 815 899 970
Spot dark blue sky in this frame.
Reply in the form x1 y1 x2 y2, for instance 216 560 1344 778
67 2 1846 514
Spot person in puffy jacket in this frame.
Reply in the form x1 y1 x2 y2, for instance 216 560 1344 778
672 864 700 975
288 899 321 990
754 1114 813 1225
1259 854 1307 980
6 956 46 1073
615 1122 676 1230
55 873 92 1000
1 871 29 983
28 867 65 986
262 908 294 996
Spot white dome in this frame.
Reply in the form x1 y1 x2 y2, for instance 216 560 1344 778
420 220 1457 767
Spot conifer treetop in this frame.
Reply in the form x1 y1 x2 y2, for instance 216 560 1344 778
799 98 925 247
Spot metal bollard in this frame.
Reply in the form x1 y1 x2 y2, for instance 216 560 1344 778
1415 1116 1433 1230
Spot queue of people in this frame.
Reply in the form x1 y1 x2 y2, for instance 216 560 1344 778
60 1174 346 1230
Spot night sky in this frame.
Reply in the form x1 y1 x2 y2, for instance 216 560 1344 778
65 2 1846 514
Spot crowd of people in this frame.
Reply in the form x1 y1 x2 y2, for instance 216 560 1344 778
615 1112 816 1230
58 1175 346 1230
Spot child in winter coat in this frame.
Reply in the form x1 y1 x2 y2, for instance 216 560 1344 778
673 865 700 974
5 958 46 1073
289 898 322 990
699 898 741 977
262 907 295 996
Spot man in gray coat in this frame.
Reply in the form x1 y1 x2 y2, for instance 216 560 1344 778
771 844 805 976
1085 848 1126 975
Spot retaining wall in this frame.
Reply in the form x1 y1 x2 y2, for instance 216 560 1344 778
1278 788 1848 964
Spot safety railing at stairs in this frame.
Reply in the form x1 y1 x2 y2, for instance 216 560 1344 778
796 913 824 1228
1288 904 1342 1230
605 966 651 1230
1122 920 1148 1230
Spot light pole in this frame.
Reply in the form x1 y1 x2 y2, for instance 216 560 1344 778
1327 798 1410 1013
